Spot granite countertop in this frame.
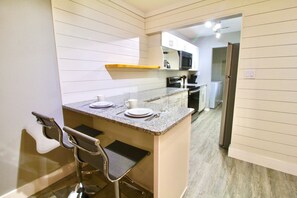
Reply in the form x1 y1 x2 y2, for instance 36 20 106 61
63 88 193 136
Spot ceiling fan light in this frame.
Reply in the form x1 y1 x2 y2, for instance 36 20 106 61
204 21 212 28
213 22 222 31
216 22 222 29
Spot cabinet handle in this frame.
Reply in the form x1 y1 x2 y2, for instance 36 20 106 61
189 89 200 95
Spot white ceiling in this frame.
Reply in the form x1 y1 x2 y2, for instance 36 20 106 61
171 16 242 40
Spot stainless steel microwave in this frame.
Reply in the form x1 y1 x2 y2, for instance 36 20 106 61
178 51 192 70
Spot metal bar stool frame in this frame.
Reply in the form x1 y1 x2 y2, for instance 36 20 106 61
31 112 103 197
64 126 150 198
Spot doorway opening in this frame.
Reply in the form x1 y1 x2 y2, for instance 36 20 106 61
167 15 242 149
209 47 226 109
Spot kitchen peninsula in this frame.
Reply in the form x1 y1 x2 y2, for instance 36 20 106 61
63 88 193 198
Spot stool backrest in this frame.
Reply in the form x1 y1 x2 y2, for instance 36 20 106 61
32 112 72 149
63 126 110 180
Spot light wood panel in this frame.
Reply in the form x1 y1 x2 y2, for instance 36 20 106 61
145 0 223 22
240 45 297 59
243 0 297 16
241 32 297 48
53 0 144 35
55 35 145 57
58 59 106 71
236 89 297 103
145 0 269 33
233 126 297 146
235 108 297 126
230 143 297 166
243 6 297 27
242 20 297 38
51 0 179 104
232 134 297 157
61 78 164 93
234 117 297 136
53 10 147 45
57 47 143 63
62 82 166 104
71 0 144 27
235 98 297 114
239 56 297 69
238 68 297 80
236 79 297 91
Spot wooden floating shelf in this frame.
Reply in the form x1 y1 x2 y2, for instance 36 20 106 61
105 64 160 69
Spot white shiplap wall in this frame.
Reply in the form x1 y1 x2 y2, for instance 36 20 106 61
145 0 297 175
51 0 186 104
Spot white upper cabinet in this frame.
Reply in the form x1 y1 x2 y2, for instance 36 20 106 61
162 32 179 50
162 32 199 70
191 46 199 71
148 32 199 70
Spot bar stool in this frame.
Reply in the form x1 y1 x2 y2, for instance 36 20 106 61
31 112 103 197
63 126 150 198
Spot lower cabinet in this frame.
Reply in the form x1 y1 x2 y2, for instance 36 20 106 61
168 93 181 108
181 91 188 108
149 97 167 105
148 91 188 108
199 85 207 112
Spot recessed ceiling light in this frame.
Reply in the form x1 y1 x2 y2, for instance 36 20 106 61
204 21 212 28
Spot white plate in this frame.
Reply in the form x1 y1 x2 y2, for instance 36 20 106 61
126 108 153 115
89 101 113 108
124 108 153 118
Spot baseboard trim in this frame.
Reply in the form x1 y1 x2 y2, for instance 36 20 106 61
229 146 297 176
1 162 75 198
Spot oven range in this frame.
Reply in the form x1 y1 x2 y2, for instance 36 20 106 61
167 76 200 121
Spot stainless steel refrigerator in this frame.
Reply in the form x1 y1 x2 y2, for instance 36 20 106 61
219 43 240 149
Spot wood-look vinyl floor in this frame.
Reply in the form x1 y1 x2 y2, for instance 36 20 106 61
31 106 297 198
184 106 297 198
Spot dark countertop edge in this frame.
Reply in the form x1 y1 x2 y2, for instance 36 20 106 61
63 106 194 136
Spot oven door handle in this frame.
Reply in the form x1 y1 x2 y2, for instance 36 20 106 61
189 89 200 95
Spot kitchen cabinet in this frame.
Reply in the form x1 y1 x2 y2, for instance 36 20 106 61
188 45 199 71
168 93 182 108
147 32 199 70
199 85 207 112
162 47 180 70
181 91 188 108
162 32 179 50
162 32 199 71
149 97 167 105
147 91 188 108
